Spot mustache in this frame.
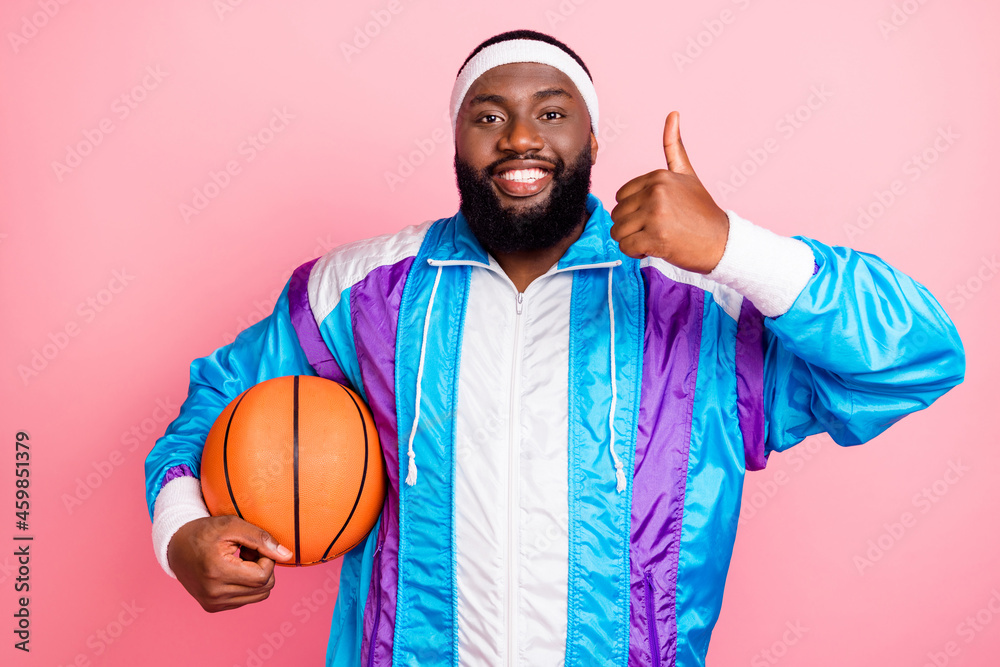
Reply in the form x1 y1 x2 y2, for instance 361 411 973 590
483 154 561 175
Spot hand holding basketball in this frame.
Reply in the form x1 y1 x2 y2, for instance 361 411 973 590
169 375 385 612
609 111 729 273
167 515 292 613
199 375 385 567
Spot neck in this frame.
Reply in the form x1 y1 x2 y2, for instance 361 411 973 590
489 211 589 294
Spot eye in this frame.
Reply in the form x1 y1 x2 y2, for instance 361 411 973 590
541 111 564 120
478 114 502 124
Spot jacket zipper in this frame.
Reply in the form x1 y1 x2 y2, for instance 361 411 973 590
366 538 385 667
643 570 661 667
507 289 525 665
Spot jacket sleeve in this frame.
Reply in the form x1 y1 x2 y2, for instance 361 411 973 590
146 276 316 517
706 210 965 460
143 280 318 519
761 237 965 453
143 278 329 577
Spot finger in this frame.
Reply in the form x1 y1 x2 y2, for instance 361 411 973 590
614 173 645 204
615 169 670 202
212 543 277 588
203 588 274 613
194 566 274 611
213 569 276 598
224 589 273 606
615 179 649 204
663 111 693 175
223 517 294 563
616 231 653 260
608 205 646 242
228 554 277 588
611 181 669 220
251 554 277 582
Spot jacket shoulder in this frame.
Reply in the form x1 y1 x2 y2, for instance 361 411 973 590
307 220 433 322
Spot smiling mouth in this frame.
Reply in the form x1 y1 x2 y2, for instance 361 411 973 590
492 166 554 197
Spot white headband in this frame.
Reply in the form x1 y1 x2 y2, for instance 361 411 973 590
449 39 599 138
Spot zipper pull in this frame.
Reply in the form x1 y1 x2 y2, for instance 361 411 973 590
515 292 524 315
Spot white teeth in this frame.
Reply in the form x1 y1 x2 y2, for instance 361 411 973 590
498 168 548 183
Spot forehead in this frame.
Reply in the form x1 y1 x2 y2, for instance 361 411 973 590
461 62 583 106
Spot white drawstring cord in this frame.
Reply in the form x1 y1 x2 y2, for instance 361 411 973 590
406 263 625 492
405 264 443 486
607 266 626 493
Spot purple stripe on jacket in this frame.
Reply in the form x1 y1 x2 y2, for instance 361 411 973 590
352 258 414 666
630 268 704 667
288 258 350 386
160 463 195 487
735 298 767 471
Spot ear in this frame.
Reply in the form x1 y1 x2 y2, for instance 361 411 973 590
590 131 599 166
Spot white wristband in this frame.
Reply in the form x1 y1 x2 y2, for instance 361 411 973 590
706 210 816 317
151 476 210 579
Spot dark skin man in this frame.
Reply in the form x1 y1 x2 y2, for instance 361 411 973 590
167 60 733 612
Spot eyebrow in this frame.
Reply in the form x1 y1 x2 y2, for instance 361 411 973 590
468 87 574 106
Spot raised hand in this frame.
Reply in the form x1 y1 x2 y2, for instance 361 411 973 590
609 111 729 273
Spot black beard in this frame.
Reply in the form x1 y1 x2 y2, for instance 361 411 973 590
454 144 593 255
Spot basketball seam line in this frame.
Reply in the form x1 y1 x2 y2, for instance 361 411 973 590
322 383 371 561
223 391 250 521
293 376 301 566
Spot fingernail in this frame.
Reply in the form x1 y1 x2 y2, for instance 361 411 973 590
276 544 293 559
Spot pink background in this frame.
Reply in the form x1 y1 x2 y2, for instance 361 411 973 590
2 1 998 665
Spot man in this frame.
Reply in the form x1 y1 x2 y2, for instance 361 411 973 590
145 30 965 666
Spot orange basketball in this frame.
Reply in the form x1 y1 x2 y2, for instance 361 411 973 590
200 375 385 566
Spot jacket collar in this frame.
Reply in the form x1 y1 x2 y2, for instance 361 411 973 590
428 193 622 271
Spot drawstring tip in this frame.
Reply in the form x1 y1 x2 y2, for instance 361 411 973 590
405 455 418 486
615 467 627 493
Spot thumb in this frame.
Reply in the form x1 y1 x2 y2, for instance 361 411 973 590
663 111 693 174
228 519 293 562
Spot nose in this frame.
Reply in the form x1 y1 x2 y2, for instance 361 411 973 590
498 114 544 154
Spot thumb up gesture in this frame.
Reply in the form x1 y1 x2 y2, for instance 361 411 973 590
609 111 730 274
